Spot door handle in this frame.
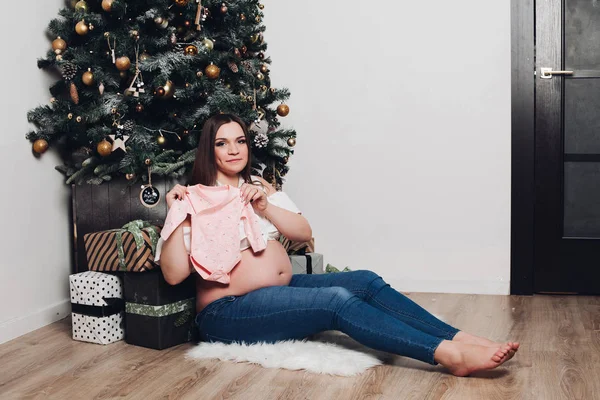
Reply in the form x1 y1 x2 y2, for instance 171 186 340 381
540 67 574 79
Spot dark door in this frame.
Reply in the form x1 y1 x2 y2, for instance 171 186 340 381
535 0 600 294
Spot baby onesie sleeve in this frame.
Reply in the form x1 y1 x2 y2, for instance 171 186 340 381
268 191 301 214
160 199 192 241
241 204 267 252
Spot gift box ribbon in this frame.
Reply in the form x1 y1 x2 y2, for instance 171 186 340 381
115 220 160 271
71 297 125 318
125 298 195 318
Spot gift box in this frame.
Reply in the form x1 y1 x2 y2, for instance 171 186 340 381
289 253 324 275
69 271 125 345
124 269 196 350
84 220 161 272
280 236 315 255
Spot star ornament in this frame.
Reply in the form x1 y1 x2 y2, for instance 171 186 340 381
109 129 130 152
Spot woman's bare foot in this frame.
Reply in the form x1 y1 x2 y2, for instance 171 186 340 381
453 331 520 352
434 340 513 377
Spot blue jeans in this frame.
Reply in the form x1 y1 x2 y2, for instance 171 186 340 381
195 270 460 365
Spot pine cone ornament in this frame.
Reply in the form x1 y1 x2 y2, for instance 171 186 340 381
228 61 239 73
241 60 254 73
121 120 135 132
61 62 78 81
70 82 80 105
253 131 268 148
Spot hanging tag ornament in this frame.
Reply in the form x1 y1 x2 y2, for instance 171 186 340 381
195 0 208 31
140 166 161 208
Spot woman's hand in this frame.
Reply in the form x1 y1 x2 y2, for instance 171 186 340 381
166 184 188 208
240 183 268 214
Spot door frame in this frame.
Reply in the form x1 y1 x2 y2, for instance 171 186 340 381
510 0 535 295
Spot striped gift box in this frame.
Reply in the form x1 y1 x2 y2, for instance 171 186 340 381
83 221 160 272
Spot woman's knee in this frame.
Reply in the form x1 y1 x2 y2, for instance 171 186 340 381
321 287 356 309
352 270 384 285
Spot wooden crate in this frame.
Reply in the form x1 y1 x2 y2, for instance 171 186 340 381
71 177 178 273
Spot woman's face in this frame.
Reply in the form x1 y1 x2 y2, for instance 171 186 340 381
214 121 249 176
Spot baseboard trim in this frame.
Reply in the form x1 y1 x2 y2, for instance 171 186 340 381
0 299 71 345
388 278 511 295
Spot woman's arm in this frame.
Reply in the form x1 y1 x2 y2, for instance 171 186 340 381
250 177 312 243
159 217 192 285
262 202 312 243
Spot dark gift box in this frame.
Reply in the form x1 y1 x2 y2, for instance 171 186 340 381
124 269 196 350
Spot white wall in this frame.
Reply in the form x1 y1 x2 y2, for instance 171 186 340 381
0 0 511 343
264 0 511 294
0 0 72 344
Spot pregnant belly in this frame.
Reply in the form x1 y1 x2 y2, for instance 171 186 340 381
195 240 293 313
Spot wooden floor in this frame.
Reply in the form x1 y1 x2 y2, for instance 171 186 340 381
2 293 600 400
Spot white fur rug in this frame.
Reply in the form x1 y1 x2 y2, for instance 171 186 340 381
185 331 385 376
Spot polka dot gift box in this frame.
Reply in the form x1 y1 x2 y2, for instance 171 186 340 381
69 271 125 345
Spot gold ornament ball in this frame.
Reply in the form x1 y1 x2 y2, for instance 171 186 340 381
205 63 220 79
111 108 117 114
75 0 88 12
157 136 167 146
97 140 112 157
260 85 267 92
196 71 203 78
135 103 144 112
101 0 113 11
76 116 83 123
241 45 247 54
75 20 89 35
255 15 261 23
50 97 57 103
287 137 296 147
184 45 199 55
126 173 135 180
154 16 169 29
258 52 265 60
52 37 67 52
145 158 152 166
88 23 95 31
270 88 276 94
116 56 131 71
260 64 269 74
156 80 175 99
283 156 289 164
277 104 290 117
258 3 265 9
56 54 63 61
221 3 228 13
33 139 49 154
202 38 214 50
256 72 264 81
68 113 74 119
82 69 94 86
174 0 189 6
140 52 150 61
240 13 246 21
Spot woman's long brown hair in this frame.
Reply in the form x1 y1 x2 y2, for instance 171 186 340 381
188 114 253 187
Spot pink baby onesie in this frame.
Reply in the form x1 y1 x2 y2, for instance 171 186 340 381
160 184 267 284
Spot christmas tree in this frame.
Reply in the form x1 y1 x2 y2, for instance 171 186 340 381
26 0 296 189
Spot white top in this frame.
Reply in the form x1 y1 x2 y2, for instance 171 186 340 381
154 176 300 262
